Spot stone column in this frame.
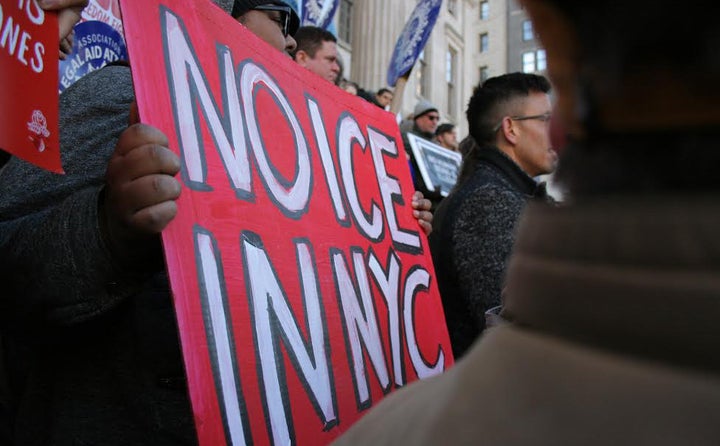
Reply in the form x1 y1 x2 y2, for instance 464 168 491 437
349 0 409 91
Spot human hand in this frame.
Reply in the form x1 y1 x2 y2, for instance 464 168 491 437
102 123 181 262
59 30 74 60
38 0 89 58
412 191 433 236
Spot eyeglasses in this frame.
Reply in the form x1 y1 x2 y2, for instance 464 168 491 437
254 4 292 37
493 112 552 132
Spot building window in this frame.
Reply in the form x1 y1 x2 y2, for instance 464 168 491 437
479 65 489 84
447 0 457 16
416 50 427 98
522 50 547 73
522 20 533 41
479 1 489 20
522 51 536 73
446 47 457 117
479 33 489 53
536 49 547 71
338 0 353 44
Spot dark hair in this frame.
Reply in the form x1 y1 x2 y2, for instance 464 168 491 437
538 1 719 100
291 26 337 59
436 123 455 136
531 1 720 195
377 88 392 97
466 72 551 148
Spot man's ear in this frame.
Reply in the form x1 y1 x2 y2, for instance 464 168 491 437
294 50 309 66
500 117 518 145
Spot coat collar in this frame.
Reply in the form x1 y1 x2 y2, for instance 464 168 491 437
502 195 720 373
475 146 546 198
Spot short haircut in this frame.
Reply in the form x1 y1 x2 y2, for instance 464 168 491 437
436 123 455 136
292 26 337 59
377 88 392 97
466 72 551 148
538 0 718 101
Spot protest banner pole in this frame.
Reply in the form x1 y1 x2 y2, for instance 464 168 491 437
386 0 442 120
389 75 408 116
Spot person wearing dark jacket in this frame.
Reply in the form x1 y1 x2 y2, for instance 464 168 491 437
0 1 298 444
402 100 445 209
430 73 557 357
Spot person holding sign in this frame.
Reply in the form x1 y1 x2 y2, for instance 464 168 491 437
0 0 434 444
1 0 88 442
402 100 444 209
0 1 298 445
429 73 557 358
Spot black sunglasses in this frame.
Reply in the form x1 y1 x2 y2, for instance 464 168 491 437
253 4 292 38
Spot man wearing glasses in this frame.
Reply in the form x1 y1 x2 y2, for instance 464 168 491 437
429 72 557 358
401 100 444 208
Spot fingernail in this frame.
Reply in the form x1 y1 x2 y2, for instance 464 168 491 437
413 210 419 217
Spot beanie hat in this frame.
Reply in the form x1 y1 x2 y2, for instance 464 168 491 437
231 0 301 36
413 99 438 120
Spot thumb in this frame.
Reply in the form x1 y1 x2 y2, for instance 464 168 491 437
129 101 140 126
57 6 85 41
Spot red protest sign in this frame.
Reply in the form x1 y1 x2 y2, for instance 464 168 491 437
119 0 453 444
0 0 62 173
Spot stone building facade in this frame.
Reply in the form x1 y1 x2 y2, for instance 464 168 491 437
333 0 544 138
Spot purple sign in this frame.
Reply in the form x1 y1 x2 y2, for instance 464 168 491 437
58 21 127 93
387 0 442 87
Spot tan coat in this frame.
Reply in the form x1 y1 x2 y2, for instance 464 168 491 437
333 196 720 445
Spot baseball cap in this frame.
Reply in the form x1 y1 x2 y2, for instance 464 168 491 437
231 0 300 36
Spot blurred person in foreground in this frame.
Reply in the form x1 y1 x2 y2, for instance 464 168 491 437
333 0 720 444
430 72 556 358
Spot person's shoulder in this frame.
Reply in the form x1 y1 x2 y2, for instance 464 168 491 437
61 64 134 106
450 171 527 216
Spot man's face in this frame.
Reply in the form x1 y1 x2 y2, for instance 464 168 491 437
415 111 440 134
376 91 393 107
437 130 459 151
238 9 297 56
296 40 340 83
511 92 558 176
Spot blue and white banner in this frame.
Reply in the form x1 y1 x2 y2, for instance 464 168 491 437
58 21 127 93
300 0 339 29
387 0 442 87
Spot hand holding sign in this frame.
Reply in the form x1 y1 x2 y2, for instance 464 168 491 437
102 122 181 265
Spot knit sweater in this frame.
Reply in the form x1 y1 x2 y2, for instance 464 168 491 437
429 146 549 358
0 65 196 445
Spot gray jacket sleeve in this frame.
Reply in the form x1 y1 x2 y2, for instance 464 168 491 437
0 65 150 329
452 186 526 326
